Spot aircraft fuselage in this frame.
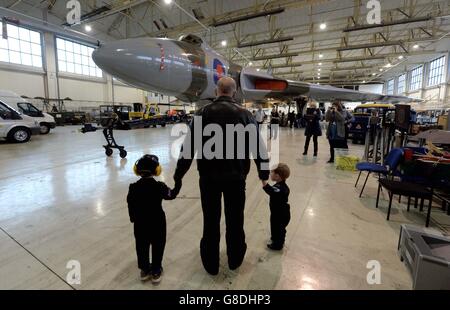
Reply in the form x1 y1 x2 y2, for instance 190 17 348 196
93 37 242 102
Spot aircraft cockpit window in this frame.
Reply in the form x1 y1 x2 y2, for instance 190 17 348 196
179 34 203 46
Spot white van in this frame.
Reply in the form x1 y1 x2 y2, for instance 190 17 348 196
0 101 41 143
0 90 56 134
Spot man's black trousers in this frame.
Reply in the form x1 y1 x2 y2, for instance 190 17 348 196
133 215 166 273
199 178 247 274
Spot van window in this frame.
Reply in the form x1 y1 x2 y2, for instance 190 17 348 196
0 102 20 120
17 102 41 117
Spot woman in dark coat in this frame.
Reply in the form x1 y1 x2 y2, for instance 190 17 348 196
303 101 322 156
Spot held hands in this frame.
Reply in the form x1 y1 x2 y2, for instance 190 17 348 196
171 178 182 198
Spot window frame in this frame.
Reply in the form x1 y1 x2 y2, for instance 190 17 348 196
0 23 44 71
427 56 446 87
55 36 104 80
386 78 395 95
397 73 406 95
409 65 423 92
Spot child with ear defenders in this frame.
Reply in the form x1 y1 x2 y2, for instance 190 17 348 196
127 154 181 283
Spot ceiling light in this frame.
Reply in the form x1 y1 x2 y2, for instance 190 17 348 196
319 54 323 58
319 23 327 30
413 44 419 49
317 77 320 79
318 68 321 71
384 63 392 68
372 73 377 76
379 68 383 72
398 55 404 60
256 68 260 72
362 80 366 83
221 40 227 47
318 62 322 66
164 0 173 4
84 25 92 32
249 62 253 66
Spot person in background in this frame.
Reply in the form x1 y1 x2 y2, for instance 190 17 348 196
270 107 280 138
288 110 296 128
325 101 352 163
255 106 265 127
127 155 181 283
262 163 291 251
295 112 302 128
303 101 322 157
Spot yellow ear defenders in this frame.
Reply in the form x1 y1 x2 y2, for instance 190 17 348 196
133 154 162 177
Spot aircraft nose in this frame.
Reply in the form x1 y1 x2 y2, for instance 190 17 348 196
92 38 194 97
93 39 161 76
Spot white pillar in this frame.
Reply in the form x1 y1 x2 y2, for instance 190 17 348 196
43 32 58 99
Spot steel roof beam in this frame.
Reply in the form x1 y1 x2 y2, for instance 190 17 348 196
336 41 403 51
237 36 294 48
211 7 285 27
343 16 432 32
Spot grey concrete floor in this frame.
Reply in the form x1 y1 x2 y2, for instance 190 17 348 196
0 125 448 290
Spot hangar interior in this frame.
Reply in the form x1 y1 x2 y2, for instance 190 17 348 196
0 0 449 290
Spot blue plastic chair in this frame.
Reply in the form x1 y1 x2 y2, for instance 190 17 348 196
355 148 404 197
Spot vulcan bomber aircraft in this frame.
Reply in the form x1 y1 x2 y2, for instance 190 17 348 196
92 34 419 104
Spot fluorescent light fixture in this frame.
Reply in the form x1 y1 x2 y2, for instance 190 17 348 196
164 0 173 4
318 68 321 71
379 68 383 72
362 80 366 83
318 62 322 66
319 23 327 30
221 40 227 47
85 25 92 32
384 63 392 68
319 54 323 58
398 55 404 59
256 68 260 71
372 73 377 76
413 44 419 49
249 62 253 66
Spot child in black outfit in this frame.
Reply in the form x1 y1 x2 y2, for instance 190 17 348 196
127 154 181 283
262 163 291 251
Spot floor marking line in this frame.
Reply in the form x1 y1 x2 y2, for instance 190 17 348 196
0 225 76 290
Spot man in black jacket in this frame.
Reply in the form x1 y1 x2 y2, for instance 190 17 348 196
173 77 270 275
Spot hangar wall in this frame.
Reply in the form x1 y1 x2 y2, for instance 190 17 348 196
0 67 46 97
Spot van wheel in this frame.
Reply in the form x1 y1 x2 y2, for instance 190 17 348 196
8 127 31 143
40 124 50 134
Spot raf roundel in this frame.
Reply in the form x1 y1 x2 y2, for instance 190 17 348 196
213 59 226 84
